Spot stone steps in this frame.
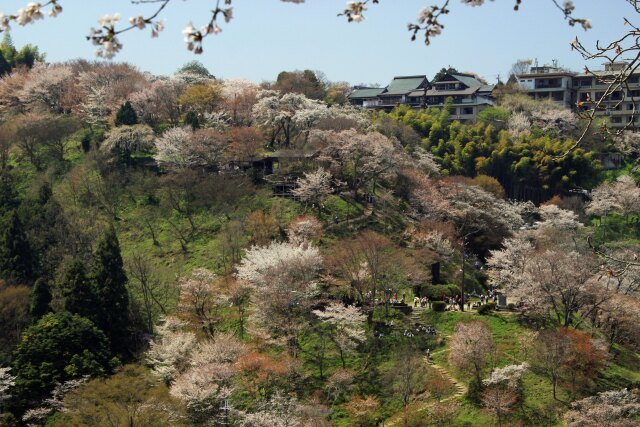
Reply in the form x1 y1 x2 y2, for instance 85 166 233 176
426 358 467 397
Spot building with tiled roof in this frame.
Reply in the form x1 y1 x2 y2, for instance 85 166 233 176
348 73 495 123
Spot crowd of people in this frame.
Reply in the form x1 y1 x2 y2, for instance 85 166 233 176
381 287 504 312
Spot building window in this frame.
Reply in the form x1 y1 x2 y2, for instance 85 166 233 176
579 78 592 87
595 92 605 101
627 103 636 111
579 92 591 101
611 117 622 124
611 91 623 100
462 107 474 115
629 76 640 84
629 90 640 98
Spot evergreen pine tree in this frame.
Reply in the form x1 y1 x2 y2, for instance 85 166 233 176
60 260 100 323
184 110 200 130
0 171 19 216
93 227 130 356
0 210 34 284
14 44 42 69
0 51 10 76
29 278 52 319
0 33 16 68
114 101 138 126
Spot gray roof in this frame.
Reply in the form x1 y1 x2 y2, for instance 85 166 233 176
412 87 479 97
450 73 484 88
348 87 385 98
384 75 428 95
478 85 495 93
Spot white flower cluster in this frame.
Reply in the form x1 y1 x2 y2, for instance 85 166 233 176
0 1 61 32
345 1 366 22
462 0 488 6
483 363 530 388
182 6 232 54
236 241 322 288
0 367 15 404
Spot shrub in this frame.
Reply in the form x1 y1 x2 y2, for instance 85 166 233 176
507 303 516 311
425 284 459 301
477 303 496 315
432 301 446 312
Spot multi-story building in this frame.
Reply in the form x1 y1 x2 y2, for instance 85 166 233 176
515 65 575 108
348 73 495 122
349 63 640 128
419 72 495 122
574 62 640 128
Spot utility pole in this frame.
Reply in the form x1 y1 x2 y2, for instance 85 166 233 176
460 237 466 312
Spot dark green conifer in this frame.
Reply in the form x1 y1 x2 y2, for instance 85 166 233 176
92 227 130 356
0 210 34 284
114 101 138 126
29 278 52 319
60 260 100 323
184 110 200 130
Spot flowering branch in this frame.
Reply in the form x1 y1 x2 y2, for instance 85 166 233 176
0 1 62 32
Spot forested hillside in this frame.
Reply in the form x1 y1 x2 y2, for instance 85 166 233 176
0 48 639 426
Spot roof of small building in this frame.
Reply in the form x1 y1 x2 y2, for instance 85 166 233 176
450 73 485 88
383 75 428 95
410 87 479 97
478 85 496 93
348 87 385 98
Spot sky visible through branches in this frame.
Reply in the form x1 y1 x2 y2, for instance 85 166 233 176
0 0 631 83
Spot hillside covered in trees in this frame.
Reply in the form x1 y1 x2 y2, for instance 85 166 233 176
0 53 639 427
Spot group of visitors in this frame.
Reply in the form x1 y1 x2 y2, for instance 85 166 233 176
445 295 463 311
390 292 406 304
413 296 431 308
479 288 499 305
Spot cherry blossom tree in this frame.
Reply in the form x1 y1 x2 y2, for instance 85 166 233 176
287 215 323 246
21 377 88 426
533 328 607 400
481 386 518 425
327 231 396 324
489 241 607 326
238 391 305 427
17 63 73 113
598 294 640 351
0 367 14 412
220 78 259 126
483 363 529 390
154 127 228 169
564 388 640 427
586 181 621 227
612 175 640 222
0 67 29 115
170 333 248 424
100 124 154 163
76 63 149 115
226 126 264 160
317 129 407 197
176 268 223 337
252 90 328 147
312 302 366 368
537 203 583 231
129 79 182 126
79 85 110 129
448 320 495 384
292 167 334 213
147 316 197 382
236 241 322 352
